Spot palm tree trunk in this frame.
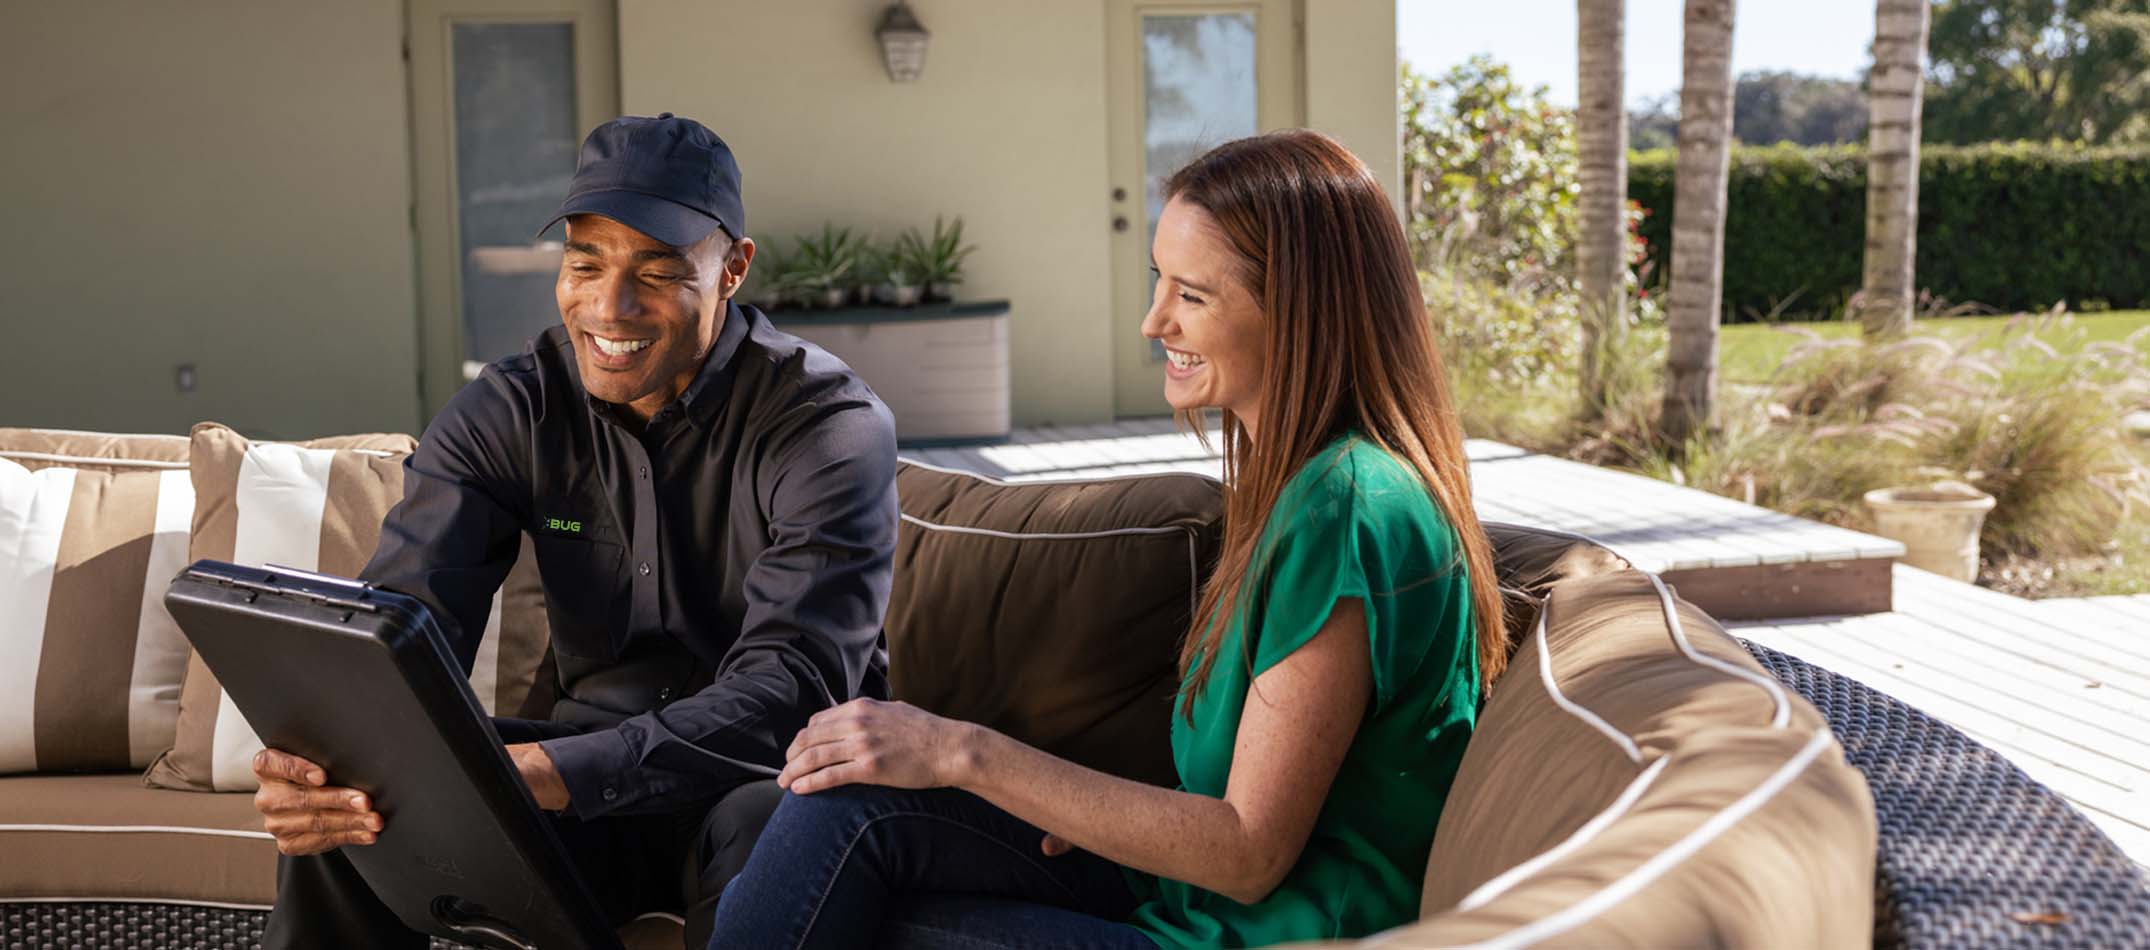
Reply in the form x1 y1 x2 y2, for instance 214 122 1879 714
1577 0 1628 418
1661 0 1736 446
1857 0 1931 338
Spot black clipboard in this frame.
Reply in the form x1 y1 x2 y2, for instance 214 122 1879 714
164 560 621 950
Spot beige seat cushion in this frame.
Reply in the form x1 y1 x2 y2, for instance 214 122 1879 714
0 774 696 948
147 423 549 792
887 461 1223 788
0 773 276 907
1345 570 1875 947
0 431 201 773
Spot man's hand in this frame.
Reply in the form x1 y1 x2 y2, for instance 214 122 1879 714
508 742 571 811
252 749 381 856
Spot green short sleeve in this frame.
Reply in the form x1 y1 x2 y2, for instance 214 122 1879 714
1246 486 1371 678
1238 442 1466 708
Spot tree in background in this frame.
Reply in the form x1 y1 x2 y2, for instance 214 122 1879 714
1858 0 1934 338
1663 0 1738 445
1630 72 1867 148
1401 57 1579 286
1578 0 1629 418
1735 71 1869 144
1924 0 2150 145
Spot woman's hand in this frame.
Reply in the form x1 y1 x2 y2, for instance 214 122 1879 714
780 698 980 794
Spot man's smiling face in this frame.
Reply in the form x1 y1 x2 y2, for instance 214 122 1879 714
555 214 752 423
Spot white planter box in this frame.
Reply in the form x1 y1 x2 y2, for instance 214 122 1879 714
773 301 1011 443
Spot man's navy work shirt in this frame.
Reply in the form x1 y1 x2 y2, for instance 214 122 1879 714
359 301 897 821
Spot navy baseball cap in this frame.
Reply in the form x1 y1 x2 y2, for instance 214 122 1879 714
539 113 744 247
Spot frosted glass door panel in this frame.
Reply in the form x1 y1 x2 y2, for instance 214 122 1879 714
453 22 578 364
1140 13 1256 361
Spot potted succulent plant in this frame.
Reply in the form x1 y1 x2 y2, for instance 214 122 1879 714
898 216 975 302
744 245 794 311
853 243 887 306
879 234 926 307
790 223 866 309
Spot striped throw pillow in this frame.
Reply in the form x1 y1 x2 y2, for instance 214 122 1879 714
144 423 550 792
0 430 197 773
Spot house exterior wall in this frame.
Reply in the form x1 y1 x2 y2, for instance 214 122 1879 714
1 1 420 439
618 0 1400 427
3 0 1398 435
1306 0 1402 215
617 0 1119 426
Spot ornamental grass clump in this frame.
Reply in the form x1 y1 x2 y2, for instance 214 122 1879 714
1699 311 2150 558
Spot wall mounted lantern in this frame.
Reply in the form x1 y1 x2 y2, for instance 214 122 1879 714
876 3 930 82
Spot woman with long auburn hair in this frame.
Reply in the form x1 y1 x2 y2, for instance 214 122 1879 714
708 129 1507 949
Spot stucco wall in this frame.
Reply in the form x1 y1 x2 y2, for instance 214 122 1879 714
1 0 1398 435
1306 0 1402 211
619 0 1118 426
1 1 419 438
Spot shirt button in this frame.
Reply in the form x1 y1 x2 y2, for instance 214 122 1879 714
657 687 674 701
602 787 619 802
638 466 648 479
638 561 652 576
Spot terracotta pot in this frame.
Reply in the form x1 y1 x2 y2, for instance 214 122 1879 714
1863 484 1997 582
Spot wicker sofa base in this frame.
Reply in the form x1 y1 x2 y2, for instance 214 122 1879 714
0 902 477 950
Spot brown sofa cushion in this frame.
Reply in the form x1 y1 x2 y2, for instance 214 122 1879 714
0 431 202 773
1483 520 1633 647
1375 570 1875 947
887 461 1223 788
146 423 549 792
0 772 276 906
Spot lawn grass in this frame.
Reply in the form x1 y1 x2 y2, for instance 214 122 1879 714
1719 309 2150 385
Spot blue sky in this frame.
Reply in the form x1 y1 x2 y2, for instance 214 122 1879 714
1398 0 1881 108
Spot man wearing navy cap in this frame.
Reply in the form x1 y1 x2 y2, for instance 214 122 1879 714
250 113 897 948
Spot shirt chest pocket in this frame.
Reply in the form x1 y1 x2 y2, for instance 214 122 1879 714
530 532 627 661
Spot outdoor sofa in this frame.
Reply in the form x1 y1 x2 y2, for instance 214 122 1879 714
2 425 2145 949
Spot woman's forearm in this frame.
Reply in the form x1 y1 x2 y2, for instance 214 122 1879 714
951 724 1287 904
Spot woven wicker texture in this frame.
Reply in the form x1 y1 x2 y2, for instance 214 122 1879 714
0 902 479 949
1744 640 2150 949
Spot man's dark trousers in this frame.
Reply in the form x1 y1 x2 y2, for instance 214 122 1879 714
260 719 785 950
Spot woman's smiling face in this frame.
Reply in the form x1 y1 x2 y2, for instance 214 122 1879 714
1140 196 1268 434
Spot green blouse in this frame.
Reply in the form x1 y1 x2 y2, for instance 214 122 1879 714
1126 434 1481 948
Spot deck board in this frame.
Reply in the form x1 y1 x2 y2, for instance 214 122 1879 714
1734 565 2150 869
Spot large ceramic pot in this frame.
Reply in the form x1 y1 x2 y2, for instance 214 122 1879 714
1863 484 1997 581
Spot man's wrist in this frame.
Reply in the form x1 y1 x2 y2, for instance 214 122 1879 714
507 742 571 811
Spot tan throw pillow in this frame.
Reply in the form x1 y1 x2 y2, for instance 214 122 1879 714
887 460 1223 788
145 423 549 792
0 430 198 773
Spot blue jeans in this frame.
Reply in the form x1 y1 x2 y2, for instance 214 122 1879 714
708 784 1160 950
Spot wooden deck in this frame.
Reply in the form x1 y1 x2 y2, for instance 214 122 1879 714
907 419 1905 620
1733 566 2150 869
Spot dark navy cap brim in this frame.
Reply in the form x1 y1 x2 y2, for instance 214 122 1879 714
538 188 729 247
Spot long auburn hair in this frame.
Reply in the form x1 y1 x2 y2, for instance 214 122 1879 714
1171 130 1508 719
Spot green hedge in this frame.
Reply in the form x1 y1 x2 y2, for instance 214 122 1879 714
1627 143 2150 320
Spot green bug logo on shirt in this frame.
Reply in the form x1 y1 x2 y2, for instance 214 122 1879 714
543 516 583 534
